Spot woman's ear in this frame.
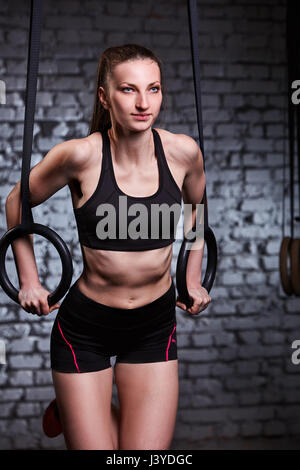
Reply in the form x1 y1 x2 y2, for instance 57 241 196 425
98 86 110 110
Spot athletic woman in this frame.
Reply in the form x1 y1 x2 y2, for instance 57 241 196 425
5 44 211 450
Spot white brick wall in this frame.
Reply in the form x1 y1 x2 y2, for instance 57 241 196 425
0 0 299 450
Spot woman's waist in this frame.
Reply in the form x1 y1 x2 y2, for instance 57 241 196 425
55 275 176 336
76 271 173 309
81 244 172 289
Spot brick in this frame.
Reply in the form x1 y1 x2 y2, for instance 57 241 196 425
1 419 28 436
0 403 14 418
263 331 285 345
35 370 53 385
210 363 235 376
179 348 219 362
0 389 23 402
9 354 43 370
46 16 92 29
213 332 236 346
217 421 239 438
214 393 237 407
9 371 33 386
12 434 40 450
191 394 213 407
238 331 260 345
241 421 263 437
276 406 300 420
192 333 213 347
235 361 259 375
9 338 36 353
194 379 223 395
16 403 41 417
230 407 274 422
25 387 54 401
177 334 191 348
180 407 227 423
36 338 50 353
286 299 300 314
187 424 214 440
263 421 287 436
239 393 261 405
172 424 193 441
262 389 283 404
187 364 211 377
0 437 12 450
53 92 77 106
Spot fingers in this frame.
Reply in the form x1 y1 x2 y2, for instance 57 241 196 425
39 299 50 316
176 294 212 315
37 300 60 316
27 299 42 316
19 295 60 316
25 302 60 316
188 295 212 315
176 299 187 311
49 303 60 314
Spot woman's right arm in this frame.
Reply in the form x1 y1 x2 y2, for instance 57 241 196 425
5 138 90 314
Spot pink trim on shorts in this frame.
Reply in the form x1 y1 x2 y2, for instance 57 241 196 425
166 323 176 361
57 320 80 373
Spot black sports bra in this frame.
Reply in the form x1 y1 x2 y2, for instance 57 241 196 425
73 125 182 251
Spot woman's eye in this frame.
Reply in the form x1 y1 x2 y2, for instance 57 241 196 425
121 86 160 93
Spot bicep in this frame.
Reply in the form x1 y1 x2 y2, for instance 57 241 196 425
182 140 206 206
181 139 206 236
28 142 73 207
7 139 88 208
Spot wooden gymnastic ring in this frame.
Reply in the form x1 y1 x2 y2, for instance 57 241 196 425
291 238 300 296
279 237 293 295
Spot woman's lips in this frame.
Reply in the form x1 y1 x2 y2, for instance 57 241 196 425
132 114 151 120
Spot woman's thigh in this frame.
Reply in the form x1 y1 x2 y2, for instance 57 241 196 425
114 359 179 450
52 367 115 450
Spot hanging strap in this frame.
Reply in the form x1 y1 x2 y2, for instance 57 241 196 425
0 0 73 306
187 0 209 232
175 0 217 309
20 0 44 228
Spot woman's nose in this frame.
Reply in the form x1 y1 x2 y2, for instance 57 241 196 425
136 93 149 109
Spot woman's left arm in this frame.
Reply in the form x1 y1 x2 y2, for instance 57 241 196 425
175 135 212 315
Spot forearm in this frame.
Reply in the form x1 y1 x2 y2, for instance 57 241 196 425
5 194 40 288
186 238 205 286
184 201 205 287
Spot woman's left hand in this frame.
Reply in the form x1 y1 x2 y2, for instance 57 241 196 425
176 284 212 315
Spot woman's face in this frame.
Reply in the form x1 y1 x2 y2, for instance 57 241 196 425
99 58 163 131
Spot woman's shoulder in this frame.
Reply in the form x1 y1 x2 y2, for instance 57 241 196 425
61 132 99 174
154 127 199 169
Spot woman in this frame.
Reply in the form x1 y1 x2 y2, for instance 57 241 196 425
5 44 211 450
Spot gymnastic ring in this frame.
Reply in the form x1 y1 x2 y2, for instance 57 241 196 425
279 237 294 295
176 226 217 310
0 222 73 306
291 238 300 296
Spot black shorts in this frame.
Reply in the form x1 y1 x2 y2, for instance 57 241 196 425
50 278 177 373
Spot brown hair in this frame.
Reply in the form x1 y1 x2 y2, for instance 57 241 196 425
88 44 166 135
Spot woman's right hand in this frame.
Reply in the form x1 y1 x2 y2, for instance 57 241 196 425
18 284 60 316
